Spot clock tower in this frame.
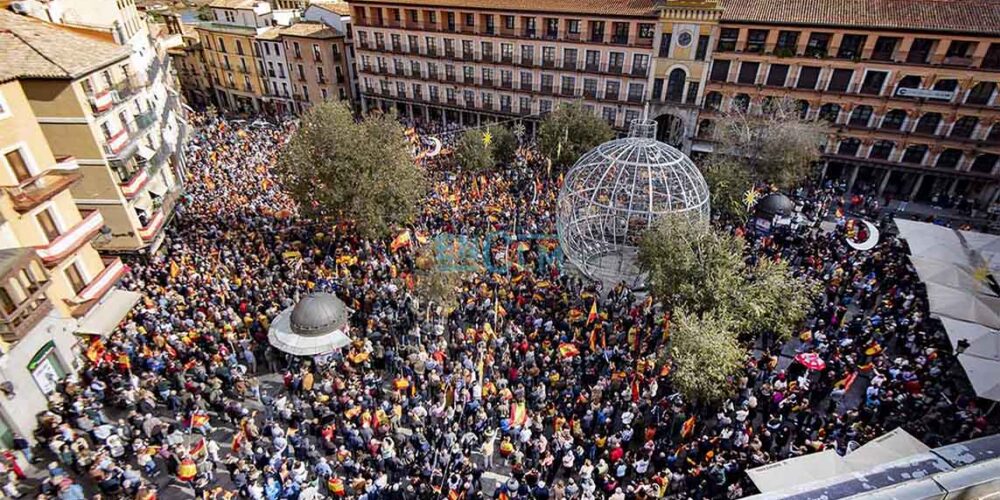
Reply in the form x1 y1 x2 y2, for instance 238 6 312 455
648 0 722 152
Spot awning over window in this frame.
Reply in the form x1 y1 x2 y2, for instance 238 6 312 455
76 289 142 336
137 145 156 161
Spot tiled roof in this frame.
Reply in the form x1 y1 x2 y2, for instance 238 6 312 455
209 0 258 9
312 1 352 16
345 0 659 18
0 10 130 83
257 27 282 40
719 0 1000 35
279 21 343 38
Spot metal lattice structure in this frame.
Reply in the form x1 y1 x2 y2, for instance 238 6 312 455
556 119 710 287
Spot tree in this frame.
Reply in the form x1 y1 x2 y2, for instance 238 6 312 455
669 309 745 404
413 246 463 312
638 214 746 315
710 97 827 189
454 126 518 171
638 214 819 339
276 102 425 238
701 157 753 222
539 102 614 168
455 129 492 172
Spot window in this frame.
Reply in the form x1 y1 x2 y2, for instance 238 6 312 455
236 40 245 56
989 124 1000 144
967 82 996 106
321 88 328 100
946 40 973 59
312 44 321 61
658 33 672 57
4 147 33 183
501 43 513 62
718 28 738 51
520 72 532 90
805 33 830 57
568 20 580 34
871 36 899 61
65 261 86 294
590 21 605 42
880 109 907 130
971 154 999 174
703 92 722 111
870 140 894 160
894 75 922 97
950 116 978 139
0 288 13 315
737 62 759 84
520 96 530 113
542 46 555 65
731 93 750 112
695 35 710 60
848 106 872 127
611 22 629 44
584 78 598 98
608 52 625 72
585 50 600 70
465 13 474 27
746 30 767 53
859 70 888 95
638 24 654 39
837 138 861 156
710 60 731 82
545 18 558 38
632 54 649 75
504 15 514 30
796 66 821 89
837 34 866 59
561 76 576 95
818 103 841 122
666 68 686 102
766 64 789 86
827 69 853 92
605 81 620 100
931 79 958 101
36 208 60 241
539 100 552 113
907 38 935 64
936 149 963 169
901 145 928 165
983 43 1000 69
913 113 942 135
775 31 799 54
521 45 534 64
602 106 617 124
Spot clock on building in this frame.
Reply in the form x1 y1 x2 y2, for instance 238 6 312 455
678 31 693 47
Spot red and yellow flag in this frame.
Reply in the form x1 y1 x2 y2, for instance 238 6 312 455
681 416 696 438
510 402 527 427
390 230 412 252
558 342 580 358
169 260 181 279
586 300 598 325
177 458 197 481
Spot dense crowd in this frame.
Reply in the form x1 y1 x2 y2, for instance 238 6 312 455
15 113 997 500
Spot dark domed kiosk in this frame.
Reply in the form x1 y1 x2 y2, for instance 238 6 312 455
753 192 795 233
268 292 352 356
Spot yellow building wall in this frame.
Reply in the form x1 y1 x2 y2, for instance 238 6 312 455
199 29 266 97
0 82 58 185
20 80 88 120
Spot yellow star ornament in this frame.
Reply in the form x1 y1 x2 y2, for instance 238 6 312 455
482 130 493 147
743 189 760 209
973 264 991 284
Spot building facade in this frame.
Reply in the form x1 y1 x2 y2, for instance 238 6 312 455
651 0 1000 203
304 1 362 112
197 0 275 113
0 77 137 445
256 28 298 115
347 0 658 131
279 21 356 110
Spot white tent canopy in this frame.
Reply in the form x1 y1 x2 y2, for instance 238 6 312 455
940 317 1000 361
908 256 986 294
924 283 1000 329
747 428 929 494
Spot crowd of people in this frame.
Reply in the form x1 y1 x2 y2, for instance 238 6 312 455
17 112 998 500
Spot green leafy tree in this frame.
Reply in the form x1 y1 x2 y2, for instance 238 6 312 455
638 214 746 315
701 157 753 222
736 258 821 341
539 102 614 167
276 102 425 238
455 129 492 172
669 309 745 404
711 97 827 189
490 126 517 167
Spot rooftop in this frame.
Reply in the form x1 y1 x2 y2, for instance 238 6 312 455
345 0 659 18
279 21 343 38
719 0 1000 35
311 1 352 16
0 10 130 83
208 0 259 9
195 22 260 35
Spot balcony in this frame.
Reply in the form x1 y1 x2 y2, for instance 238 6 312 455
608 65 623 75
0 248 52 342
118 163 150 199
563 60 578 71
5 170 84 213
630 67 649 78
138 189 179 242
542 59 555 68
64 257 128 318
35 210 104 266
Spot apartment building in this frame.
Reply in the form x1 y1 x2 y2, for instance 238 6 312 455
0 76 138 444
197 0 275 113
167 14 217 109
347 0 658 131
304 1 362 112
658 0 1000 203
256 27 298 114
280 21 356 109
0 10 186 254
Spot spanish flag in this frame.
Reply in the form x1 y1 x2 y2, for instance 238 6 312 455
231 431 244 453
189 437 206 456
587 300 598 325
190 414 210 430
86 339 106 363
681 416 696 438
834 372 858 391
327 476 345 496
510 402 528 427
558 342 580 358
177 458 197 481
169 260 181 279
390 230 412 252
589 329 598 352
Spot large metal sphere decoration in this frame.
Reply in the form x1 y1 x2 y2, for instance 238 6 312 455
556 119 710 287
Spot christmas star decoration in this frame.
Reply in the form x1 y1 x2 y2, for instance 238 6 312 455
743 189 760 209
482 130 493 146
973 264 991 284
